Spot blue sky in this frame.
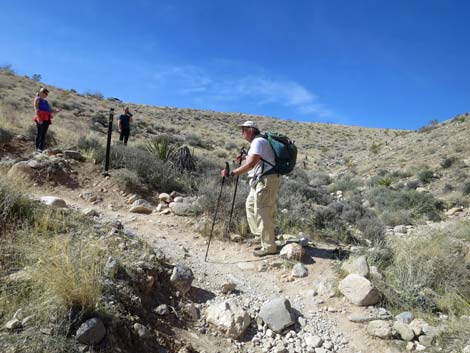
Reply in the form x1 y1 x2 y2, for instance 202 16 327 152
1 0 469 129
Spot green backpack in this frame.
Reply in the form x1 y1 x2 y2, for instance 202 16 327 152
260 132 297 175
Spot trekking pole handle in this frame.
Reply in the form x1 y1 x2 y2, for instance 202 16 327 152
225 162 230 174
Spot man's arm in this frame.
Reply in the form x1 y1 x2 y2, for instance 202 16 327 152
233 154 259 176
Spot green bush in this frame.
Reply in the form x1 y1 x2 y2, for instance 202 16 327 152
384 229 470 315
440 156 457 169
0 127 14 144
145 137 176 162
77 136 102 151
462 180 470 196
418 169 435 184
0 180 38 232
368 187 443 221
381 210 412 226
328 175 363 193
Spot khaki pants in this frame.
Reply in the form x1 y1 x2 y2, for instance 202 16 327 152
246 174 281 252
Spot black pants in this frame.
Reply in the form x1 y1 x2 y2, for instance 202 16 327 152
119 127 130 145
36 121 50 150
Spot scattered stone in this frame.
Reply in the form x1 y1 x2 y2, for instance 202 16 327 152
221 282 237 294
446 207 463 216
75 318 106 345
392 321 415 341
259 297 296 333
82 208 99 217
393 225 407 234
395 311 414 324
305 334 323 348
7 162 34 180
154 304 169 316
103 257 119 278
63 150 85 161
130 199 153 214
409 318 428 336
341 255 369 277
133 323 148 337
230 234 243 242
280 243 304 261
39 196 67 208
80 191 97 202
4 318 22 330
312 278 338 298
170 202 194 216
338 274 380 306
291 263 308 277
127 194 140 204
170 264 194 295
183 303 199 320
206 300 251 339
369 265 383 280
367 320 392 339
159 193 171 203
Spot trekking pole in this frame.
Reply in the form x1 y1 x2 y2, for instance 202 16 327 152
204 162 230 262
224 148 246 239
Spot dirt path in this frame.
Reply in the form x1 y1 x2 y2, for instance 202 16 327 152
37 174 394 353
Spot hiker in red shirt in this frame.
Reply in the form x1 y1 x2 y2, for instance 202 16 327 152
34 87 60 152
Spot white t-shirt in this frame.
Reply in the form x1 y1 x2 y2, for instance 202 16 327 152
248 136 275 179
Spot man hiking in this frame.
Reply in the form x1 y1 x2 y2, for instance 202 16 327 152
118 107 133 145
222 121 281 257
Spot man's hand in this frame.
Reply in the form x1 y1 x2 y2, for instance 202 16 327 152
221 169 230 177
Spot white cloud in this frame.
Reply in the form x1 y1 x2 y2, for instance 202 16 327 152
152 64 335 118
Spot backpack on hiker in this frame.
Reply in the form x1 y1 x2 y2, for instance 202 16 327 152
260 132 297 175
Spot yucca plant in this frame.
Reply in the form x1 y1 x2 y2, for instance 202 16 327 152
145 137 176 162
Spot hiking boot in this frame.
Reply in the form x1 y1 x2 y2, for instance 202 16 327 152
253 248 278 257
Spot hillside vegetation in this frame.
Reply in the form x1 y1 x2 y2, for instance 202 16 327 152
1 66 470 352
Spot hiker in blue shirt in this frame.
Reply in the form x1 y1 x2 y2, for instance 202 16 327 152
118 107 133 145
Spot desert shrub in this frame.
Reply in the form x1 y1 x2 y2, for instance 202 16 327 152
462 180 470 196
443 183 454 193
90 112 108 129
417 119 439 133
357 216 385 244
381 210 413 226
225 142 238 151
185 133 213 149
440 156 458 169
370 142 381 154
113 169 147 194
368 187 443 221
328 175 363 193
384 229 470 315
0 64 15 75
31 73 42 82
0 180 38 232
405 180 420 190
0 127 14 144
417 169 435 184
34 237 104 310
124 147 194 192
84 90 104 100
77 136 101 151
307 171 332 187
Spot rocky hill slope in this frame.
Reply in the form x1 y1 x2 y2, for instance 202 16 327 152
1 67 470 353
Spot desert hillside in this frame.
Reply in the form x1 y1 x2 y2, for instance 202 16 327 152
1 67 470 353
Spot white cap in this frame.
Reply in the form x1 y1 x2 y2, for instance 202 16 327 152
239 120 258 129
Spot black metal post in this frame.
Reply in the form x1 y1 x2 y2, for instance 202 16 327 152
103 108 114 176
